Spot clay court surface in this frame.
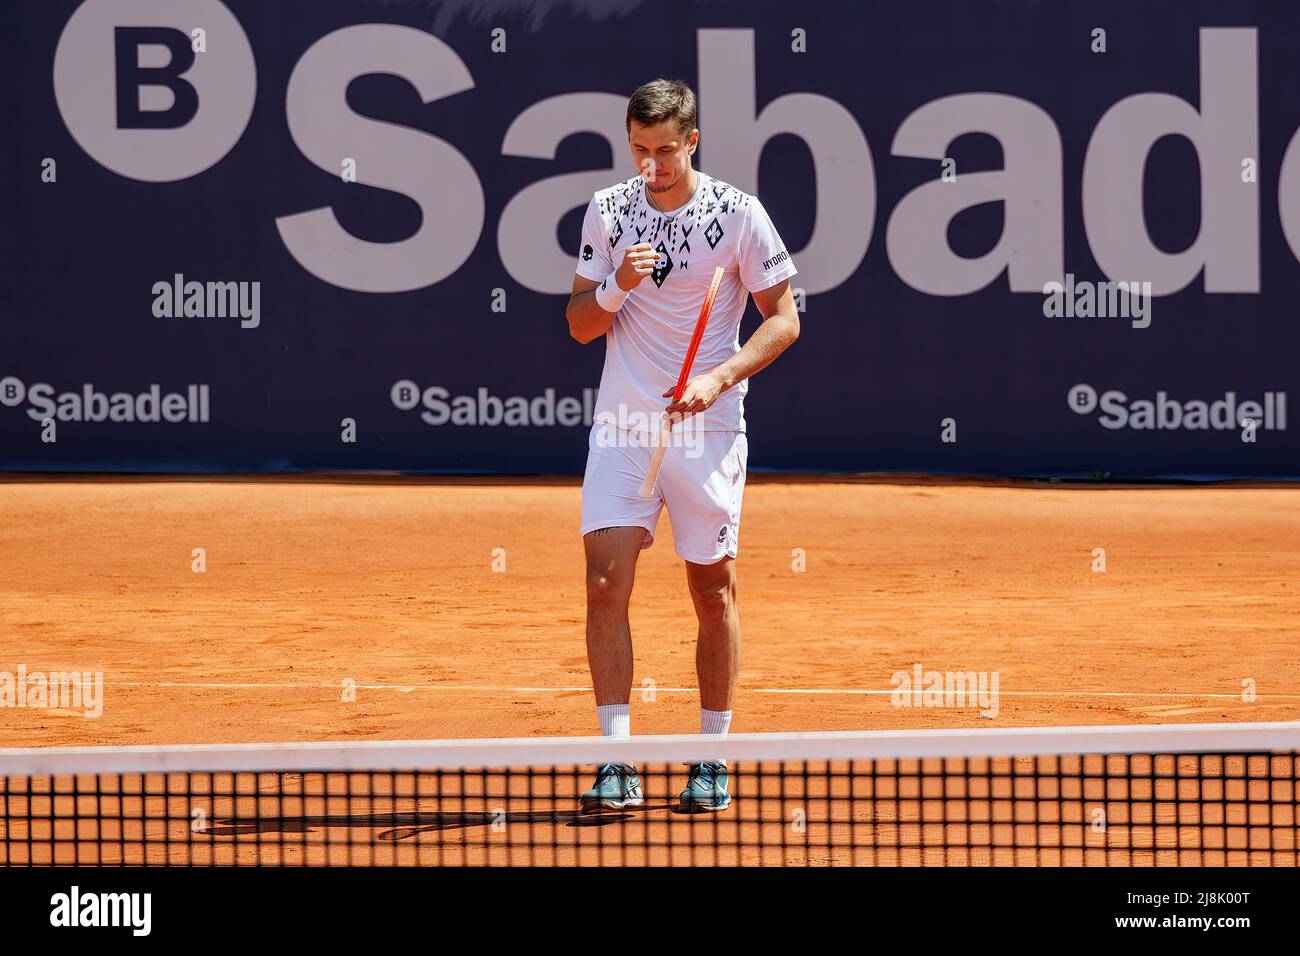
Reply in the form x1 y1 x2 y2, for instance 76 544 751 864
2 475 1297 748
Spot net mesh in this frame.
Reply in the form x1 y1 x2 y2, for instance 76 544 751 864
3 724 1298 866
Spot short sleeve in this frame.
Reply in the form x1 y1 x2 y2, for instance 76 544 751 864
575 197 614 281
738 197 797 293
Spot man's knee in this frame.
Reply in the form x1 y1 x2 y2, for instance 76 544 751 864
687 567 736 621
586 567 633 611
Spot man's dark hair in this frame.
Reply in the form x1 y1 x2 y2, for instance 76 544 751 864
626 79 697 136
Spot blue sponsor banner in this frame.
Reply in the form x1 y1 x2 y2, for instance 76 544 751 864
1 0 1297 477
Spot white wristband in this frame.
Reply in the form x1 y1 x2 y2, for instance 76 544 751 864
594 272 630 313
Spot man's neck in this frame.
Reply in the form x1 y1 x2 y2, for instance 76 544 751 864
647 167 699 213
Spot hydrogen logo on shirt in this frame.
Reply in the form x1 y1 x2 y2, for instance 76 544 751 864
582 244 593 262
762 250 789 272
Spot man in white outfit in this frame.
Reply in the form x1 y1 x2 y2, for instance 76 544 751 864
565 78 800 813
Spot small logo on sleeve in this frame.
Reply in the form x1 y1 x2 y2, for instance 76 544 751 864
762 250 789 272
582 244 593 261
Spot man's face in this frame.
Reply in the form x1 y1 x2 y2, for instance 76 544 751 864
628 121 698 193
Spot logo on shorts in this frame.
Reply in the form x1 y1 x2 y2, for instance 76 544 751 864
717 526 728 545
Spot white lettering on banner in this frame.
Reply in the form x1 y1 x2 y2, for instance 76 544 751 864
887 92 1063 295
1067 384 1287 431
499 92 629 294
51 11 1289 297
52 0 255 182
698 28 873 293
276 25 484 293
0 377 210 424
390 383 597 428
1083 29 1259 295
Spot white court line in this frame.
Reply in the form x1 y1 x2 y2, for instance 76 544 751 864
93 680 1300 699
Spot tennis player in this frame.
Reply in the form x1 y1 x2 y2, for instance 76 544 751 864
565 79 800 812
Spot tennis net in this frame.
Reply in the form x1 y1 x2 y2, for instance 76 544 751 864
2 721 1297 866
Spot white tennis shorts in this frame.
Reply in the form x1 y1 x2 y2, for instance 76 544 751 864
580 421 748 564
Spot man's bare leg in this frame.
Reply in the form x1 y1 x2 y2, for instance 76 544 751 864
583 527 646 710
578 526 648 813
685 556 740 714
680 555 739 811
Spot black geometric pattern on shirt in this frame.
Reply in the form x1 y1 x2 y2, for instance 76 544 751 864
593 175 750 277
705 216 724 249
650 241 673 287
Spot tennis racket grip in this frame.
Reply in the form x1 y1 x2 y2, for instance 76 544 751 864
638 438 670 498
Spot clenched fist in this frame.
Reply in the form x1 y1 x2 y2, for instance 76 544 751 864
615 242 660 291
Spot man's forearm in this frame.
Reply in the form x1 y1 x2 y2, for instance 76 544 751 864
567 291 617 344
710 310 800 391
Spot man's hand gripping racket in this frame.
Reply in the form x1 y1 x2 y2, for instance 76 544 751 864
637 266 725 499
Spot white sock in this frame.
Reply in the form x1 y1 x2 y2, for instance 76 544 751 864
597 703 630 738
700 708 732 736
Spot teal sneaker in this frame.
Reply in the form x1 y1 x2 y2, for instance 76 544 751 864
579 763 644 813
679 761 731 812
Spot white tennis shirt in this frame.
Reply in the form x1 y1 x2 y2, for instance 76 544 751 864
575 172 797 434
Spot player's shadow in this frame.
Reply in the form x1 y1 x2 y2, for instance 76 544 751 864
207 801 700 843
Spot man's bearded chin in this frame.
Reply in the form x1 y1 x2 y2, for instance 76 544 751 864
647 172 680 193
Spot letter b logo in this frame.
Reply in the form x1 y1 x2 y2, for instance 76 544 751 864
0 377 25 407
54 0 256 182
